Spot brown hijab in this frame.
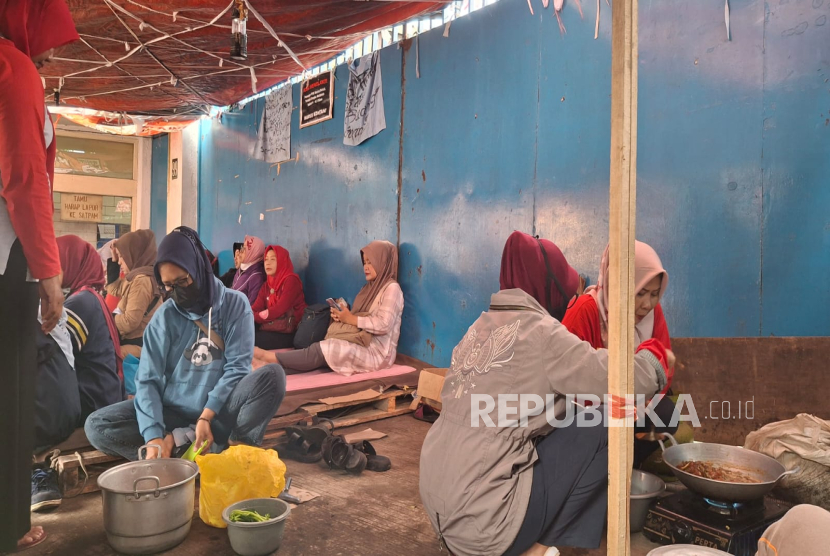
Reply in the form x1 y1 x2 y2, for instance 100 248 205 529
352 240 398 313
115 229 157 281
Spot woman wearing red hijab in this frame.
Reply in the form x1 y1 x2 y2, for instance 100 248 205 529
0 0 78 550
58 235 124 415
251 245 307 349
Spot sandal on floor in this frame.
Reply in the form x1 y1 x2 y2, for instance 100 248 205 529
279 417 335 463
322 435 367 474
351 440 392 472
14 526 47 553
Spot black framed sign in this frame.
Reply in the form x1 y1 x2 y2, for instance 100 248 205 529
300 70 334 128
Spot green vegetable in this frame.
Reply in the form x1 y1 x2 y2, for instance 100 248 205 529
229 509 271 523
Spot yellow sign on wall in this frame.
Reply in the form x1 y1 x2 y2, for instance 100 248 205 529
61 193 102 222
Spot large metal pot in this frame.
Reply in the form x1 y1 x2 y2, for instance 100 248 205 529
658 435 799 502
97 445 199 554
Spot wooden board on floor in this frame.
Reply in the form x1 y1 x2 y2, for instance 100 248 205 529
672 337 830 445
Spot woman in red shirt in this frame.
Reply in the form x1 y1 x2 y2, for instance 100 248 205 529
252 245 307 350
0 0 79 550
562 240 676 467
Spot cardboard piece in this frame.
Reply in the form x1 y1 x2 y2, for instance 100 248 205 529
416 368 447 409
285 486 320 509
318 388 382 405
343 428 387 444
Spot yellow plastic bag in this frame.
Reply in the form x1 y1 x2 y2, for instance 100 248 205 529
196 445 286 528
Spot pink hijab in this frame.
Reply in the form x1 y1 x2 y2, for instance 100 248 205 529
585 240 668 347
240 235 265 270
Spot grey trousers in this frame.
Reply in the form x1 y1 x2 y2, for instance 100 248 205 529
276 342 327 374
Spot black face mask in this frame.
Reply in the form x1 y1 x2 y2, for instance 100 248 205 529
171 282 202 311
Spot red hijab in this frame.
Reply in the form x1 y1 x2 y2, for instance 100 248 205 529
499 231 579 321
264 245 299 300
0 0 79 57
57 234 105 293
57 235 124 378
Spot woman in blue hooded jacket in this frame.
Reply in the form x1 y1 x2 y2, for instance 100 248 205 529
85 227 286 460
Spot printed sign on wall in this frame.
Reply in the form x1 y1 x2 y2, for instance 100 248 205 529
300 70 334 128
61 193 103 222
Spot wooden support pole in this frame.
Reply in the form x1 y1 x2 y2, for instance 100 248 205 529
607 0 639 551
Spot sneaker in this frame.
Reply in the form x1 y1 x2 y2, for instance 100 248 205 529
31 467 61 512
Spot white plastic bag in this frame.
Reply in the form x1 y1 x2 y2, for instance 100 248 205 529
745 413 830 510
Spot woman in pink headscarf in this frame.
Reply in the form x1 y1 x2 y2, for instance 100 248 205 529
231 235 267 305
563 241 671 353
0 0 79 550
562 240 676 468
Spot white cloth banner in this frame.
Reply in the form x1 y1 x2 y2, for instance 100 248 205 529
254 86 292 163
344 51 386 146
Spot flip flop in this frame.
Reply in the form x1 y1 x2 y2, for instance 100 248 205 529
351 440 392 472
14 527 47 553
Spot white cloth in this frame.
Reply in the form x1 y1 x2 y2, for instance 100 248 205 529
0 106 53 279
343 51 386 146
253 86 292 163
320 282 403 376
38 307 75 369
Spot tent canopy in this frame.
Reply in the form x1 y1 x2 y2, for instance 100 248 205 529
45 0 446 115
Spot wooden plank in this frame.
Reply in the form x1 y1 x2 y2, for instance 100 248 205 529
301 388 404 415
607 0 639 548
327 405 413 429
671 337 830 445
56 450 119 471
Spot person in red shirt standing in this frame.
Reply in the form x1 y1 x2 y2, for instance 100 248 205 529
0 0 78 550
562 240 676 467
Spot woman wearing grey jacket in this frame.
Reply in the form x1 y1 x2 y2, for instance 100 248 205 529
419 232 673 556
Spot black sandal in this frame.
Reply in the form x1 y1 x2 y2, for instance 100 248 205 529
322 435 367 474
279 417 335 463
352 440 392 472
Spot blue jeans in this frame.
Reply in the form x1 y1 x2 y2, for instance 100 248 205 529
84 364 286 461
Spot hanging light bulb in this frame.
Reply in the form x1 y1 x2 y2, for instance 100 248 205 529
230 0 248 61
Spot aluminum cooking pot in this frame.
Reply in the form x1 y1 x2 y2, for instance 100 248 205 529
657 434 799 502
97 444 199 554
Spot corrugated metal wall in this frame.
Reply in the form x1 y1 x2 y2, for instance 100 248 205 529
198 0 830 366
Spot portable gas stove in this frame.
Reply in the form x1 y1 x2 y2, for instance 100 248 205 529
642 490 791 556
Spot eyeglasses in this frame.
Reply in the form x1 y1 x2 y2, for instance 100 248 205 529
162 274 191 291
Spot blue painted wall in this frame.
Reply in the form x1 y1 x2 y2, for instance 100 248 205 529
198 0 830 366
150 134 169 241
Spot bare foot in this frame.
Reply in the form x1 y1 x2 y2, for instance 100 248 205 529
253 347 277 364
16 526 47 551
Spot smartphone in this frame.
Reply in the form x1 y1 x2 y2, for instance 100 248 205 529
326 298 341 310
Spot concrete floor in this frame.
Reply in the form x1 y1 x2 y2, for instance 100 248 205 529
26 415 662 556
